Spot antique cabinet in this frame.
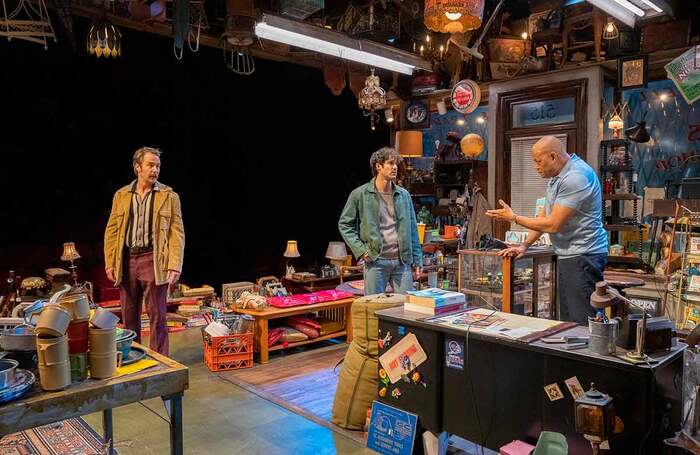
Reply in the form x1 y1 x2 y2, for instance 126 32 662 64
457 247 557 318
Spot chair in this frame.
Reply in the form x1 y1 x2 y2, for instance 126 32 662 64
532 431 568 455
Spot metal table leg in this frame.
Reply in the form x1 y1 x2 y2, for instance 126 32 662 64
164 393 184 455
103 408 114 455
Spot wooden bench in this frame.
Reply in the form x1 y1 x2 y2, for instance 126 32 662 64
234 298 354 364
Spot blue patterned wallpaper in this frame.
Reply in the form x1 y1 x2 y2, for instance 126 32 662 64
614 80 700 192
420 106 489 160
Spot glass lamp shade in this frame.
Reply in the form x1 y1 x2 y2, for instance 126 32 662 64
358 69 386 112
325 242 348 260
424 0 484 34
395 130 423 157
574 383 615 440
60 242 81 262
607 114 624 132
283 240 300 258
86 18 123 58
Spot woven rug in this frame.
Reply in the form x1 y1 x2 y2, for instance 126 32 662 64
0 417 115 455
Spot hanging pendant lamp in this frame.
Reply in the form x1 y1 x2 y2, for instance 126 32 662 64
358 68 387 131
424 0 484 34
86 16 122 58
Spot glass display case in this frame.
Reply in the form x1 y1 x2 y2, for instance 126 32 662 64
458 247 557 319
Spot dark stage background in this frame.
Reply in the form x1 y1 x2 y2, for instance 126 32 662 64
0 21 390 297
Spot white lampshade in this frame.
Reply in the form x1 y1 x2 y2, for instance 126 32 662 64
325 242 348 260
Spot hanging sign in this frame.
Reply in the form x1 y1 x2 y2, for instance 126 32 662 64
367 401 418 455
665 45 700 104
450 79 481 114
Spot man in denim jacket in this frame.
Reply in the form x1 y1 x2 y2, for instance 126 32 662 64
338 147 423 295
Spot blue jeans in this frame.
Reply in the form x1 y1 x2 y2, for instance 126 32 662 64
364 258 414 295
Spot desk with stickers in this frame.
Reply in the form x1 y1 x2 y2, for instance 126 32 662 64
374 306 684 454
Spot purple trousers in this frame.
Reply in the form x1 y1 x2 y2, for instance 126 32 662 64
120 251 169 355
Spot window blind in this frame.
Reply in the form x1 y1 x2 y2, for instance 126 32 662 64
510 134 567 231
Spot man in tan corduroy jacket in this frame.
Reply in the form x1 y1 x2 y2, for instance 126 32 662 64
104 147 185 355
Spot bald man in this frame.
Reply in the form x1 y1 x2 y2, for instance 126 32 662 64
486 136 608 325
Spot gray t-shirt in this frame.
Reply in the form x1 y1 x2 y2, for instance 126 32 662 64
545 154 608 257
377 188 399 259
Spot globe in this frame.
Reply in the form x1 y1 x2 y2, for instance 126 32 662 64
460 133 484 158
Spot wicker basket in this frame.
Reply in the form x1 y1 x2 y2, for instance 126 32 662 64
221 282 258 306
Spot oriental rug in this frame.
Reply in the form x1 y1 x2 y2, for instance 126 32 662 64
0 417 116 455
217 343 366 445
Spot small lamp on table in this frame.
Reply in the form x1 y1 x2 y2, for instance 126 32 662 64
325 242 348 275
283 240 300 278
60 242 81 286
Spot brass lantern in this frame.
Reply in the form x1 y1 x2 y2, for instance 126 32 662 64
575 383 615 442
424 0 484 34
358 68 387 131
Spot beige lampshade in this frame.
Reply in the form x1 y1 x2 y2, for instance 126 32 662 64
283 240 300 258
395 130 423 157
325 242 348 260
60 242 81 262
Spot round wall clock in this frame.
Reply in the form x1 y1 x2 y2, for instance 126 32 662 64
450 79 481 114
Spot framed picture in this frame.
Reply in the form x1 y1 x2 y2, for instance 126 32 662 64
402 100 430 130
618 55 648 90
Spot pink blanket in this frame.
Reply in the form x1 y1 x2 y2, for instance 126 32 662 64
268 289 353 308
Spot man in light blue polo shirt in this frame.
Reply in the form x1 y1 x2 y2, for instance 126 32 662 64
486 136 608 325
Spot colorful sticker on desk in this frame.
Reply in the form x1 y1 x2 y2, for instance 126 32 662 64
378 331 393 350
544 383 564 402
379 333 427 384
445 339 465 370
565 376 584 400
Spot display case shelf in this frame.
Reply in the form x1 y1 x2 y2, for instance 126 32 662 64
603 194 638 201
458 247 557 319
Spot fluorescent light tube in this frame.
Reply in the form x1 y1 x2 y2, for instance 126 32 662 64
255 15 432 75
612 0 645 16
638 0 663 12
586 0 637 27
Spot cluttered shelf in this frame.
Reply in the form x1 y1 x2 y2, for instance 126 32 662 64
602 194 638 201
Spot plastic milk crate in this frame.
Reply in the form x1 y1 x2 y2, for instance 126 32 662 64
201 328 254 371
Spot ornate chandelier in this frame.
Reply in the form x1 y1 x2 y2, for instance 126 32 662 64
424 0 484 34
86 16 122 58
358 68 386 131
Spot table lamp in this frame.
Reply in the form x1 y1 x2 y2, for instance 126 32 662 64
60 242 81 286
283 240 300 278
590 281 648 361
325 241 348 272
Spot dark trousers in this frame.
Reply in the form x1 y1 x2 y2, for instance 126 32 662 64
557 253 607 325
120 251 169 355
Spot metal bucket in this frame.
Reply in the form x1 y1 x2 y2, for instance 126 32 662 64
589 318 619 356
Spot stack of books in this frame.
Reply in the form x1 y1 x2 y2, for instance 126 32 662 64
176 299 205 317
405 288 466 315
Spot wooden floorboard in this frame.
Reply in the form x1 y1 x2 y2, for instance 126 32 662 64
218 344 366 445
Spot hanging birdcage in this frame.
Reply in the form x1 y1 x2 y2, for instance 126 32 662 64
0 0 56 49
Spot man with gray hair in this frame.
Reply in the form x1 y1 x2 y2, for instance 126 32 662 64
486 136 607 325
103 147 185 355
339 147 422 295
